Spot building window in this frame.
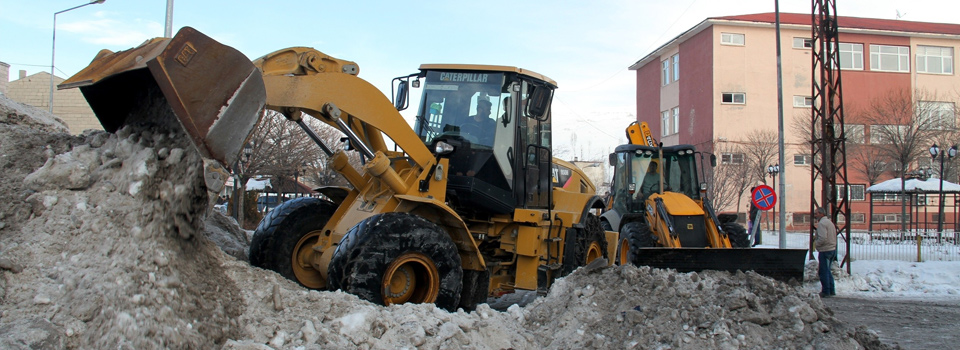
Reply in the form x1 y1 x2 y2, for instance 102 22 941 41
721 33 745 46
837 184 866 201
793 212 811 224
661 110 670 136
792 37 812 49
836 212 866 224
721 153 744 164
671 107 679 134
919 101 956 130
917 46 953 75
871 213 905 223
836 43 864 70
661 60 670 86
671 54 680 82
844 124 865 143
721 92 745 104
793 95 813 108
794 154 812 165
870 44 910 72
872 193 902 202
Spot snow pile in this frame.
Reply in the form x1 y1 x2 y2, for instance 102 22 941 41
525 264 862 349
1 94 70 134
0 94 877 349
837 260 960 297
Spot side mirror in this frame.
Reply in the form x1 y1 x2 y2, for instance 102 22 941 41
609 153 617 166
709 154 717 167
393 79 410 111
526 85 553 121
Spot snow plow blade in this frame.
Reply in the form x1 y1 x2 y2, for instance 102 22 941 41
59 26 266 167
632 248 808 282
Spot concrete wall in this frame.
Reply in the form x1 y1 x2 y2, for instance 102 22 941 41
636 54 662 133
5 71 100 134
679 27 714 151
0 62 9 95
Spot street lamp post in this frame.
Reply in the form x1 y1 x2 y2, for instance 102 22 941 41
767 164 780 232
930 144 957 242
50 0 106 113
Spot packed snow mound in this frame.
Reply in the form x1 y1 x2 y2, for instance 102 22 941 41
0 94 878 349
525 264 862 349
0 94 69 134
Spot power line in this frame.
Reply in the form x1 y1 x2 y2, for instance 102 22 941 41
553 96 620 140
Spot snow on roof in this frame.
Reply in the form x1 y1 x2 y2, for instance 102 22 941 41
867 177 960 193
246 178 271 191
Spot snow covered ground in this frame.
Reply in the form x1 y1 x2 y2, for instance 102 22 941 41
753 230 960 300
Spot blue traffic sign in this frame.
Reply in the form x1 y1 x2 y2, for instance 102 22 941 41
752 185 777 211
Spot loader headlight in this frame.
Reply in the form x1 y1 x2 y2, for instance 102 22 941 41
435 141 455 155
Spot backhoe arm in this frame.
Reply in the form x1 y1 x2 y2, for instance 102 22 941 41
252 47 435 171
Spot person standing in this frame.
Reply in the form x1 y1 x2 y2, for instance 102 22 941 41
748 187 760 246
814 207 838 298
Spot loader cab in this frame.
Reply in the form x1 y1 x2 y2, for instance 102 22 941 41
411 65 556 215
609 144 701 216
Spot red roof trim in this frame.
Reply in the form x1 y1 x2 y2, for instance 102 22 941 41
712 13 960 36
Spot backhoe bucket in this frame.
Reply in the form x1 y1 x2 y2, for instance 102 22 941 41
59 26 266 167
632 248 808 282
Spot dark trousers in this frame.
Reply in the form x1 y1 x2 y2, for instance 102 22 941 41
818 250 837 295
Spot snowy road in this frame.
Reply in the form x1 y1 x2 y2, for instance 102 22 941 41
824 297 960 349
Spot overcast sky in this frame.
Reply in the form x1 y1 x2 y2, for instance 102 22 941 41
3 0 959 160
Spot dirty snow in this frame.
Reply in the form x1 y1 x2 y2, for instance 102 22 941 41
0 94 886 349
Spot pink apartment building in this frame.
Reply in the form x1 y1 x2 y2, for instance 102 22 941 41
630 13 960 231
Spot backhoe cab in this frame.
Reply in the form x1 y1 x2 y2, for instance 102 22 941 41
400 65 557 215
60 27 613 311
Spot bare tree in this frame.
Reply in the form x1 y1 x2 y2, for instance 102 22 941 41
847 144 890 186
858 88 942 232
298 118 362 189
708 139 752 215
742 129 780 185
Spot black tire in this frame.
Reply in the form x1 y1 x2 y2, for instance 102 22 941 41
717 213 739 224
327 213 463 311
623 221 657 265
561 214 609 276
722 222 751 248
458 269 490 311
249 197 337 289
601 219 614 232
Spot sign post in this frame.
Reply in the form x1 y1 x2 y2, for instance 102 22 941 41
751 185 778 246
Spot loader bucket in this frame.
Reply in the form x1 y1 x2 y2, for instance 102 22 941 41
632 248 808 282
59 26 266 167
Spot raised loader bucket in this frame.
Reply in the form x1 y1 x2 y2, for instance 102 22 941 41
632 248 808 282
59 26 266 167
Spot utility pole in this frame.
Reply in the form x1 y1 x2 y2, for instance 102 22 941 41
811 0 852 273
775 1 787 249
164 0 174 38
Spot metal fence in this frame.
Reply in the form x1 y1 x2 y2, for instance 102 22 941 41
757 230 960 262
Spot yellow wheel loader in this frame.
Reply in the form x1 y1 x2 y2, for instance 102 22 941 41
602 122 806 281
59 27 614 311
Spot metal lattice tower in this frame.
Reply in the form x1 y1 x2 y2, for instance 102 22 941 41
810 0 852 273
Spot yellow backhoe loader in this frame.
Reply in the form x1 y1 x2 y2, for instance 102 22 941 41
602 122 806 281
59 27 614 311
